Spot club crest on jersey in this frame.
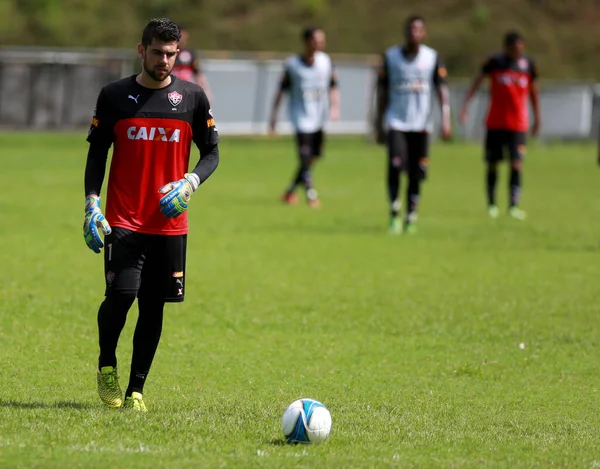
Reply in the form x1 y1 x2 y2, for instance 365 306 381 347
178 50 192 64
168 91 183 107
517 58 528 70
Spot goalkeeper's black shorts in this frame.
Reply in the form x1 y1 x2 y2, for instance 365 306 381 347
103 227 187 302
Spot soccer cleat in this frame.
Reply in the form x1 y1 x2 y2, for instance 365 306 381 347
404 212 418 234
508 206 526 220
281 192 299 205
123 392 147 412
97 366 123 408
308 198 321 209
388 216 402 235
306 188 321 208
487 205 499 219
404 222 418 235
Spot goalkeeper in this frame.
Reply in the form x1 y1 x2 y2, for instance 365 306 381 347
83 18 219 412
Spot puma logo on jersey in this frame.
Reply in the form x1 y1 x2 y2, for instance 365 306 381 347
128 95 140 103
127 126 181 142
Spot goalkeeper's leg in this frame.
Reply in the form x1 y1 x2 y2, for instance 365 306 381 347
99 227 142 368
97 292 135 369
97 227 144 408
125 294 165 398
123 234 186 406
96 291 135 408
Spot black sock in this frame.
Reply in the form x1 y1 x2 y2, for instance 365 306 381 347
407 175 420 221
287 159 313 194
486 167 498 206
302 159 314 193
125 296 165 396
287 165 303 193
388 163 401 217
97 292 135 369
510 168 521 207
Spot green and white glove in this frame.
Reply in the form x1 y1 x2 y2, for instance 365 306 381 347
83 195 112 253
158 173 200 218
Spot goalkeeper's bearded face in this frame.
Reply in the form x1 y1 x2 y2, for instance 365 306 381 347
138 40 178 83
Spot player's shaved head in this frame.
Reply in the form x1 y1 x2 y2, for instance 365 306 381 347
302 26 326 54
504 31 523 47
405 15 425 29
141 18 181 47
302 26 320 42
404 15 426 50
504 30 525 59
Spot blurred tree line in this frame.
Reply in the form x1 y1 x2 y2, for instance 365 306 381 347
1 0 599 78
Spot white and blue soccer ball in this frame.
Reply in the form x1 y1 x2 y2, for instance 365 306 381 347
281 398 332 443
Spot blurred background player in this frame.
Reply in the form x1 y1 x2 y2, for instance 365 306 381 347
171 24 212 101
84 18 219 411
375 15 451 234
460 31 540 220
269 26 340 208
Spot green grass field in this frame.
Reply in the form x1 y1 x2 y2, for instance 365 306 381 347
0 133 599 468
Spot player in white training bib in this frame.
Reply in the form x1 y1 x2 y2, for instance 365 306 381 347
376 15 452 234
270 27 340 208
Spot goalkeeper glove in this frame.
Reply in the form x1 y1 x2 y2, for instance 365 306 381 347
83 195 112 253
158 173 200 219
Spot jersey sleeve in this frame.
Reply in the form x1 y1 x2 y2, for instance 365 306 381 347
432 57 448 86
86 87 115 148
190 50 202 75
330 65 338 89
528 57 538 81
192 90 220 148
279 65 291 91
377 54 389 88
481 55 497 75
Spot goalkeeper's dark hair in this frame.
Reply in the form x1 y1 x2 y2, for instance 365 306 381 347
141 18 181 47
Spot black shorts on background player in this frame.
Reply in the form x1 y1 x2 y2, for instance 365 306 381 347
104 227 186 302
485 130 526 162
387 130 429 180
296 130 324 159
386 130 430 231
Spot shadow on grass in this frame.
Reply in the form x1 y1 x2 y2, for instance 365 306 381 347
268 437 289 446
0 400 93 410
268 437 309 446
250 222 385 237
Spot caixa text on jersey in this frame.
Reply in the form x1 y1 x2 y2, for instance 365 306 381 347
127 126 181 142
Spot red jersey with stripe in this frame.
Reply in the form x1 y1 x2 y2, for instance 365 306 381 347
482 53 538 132
172 48 201 83
87 75 219 235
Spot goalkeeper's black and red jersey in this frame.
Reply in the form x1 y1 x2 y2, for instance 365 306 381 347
87 75 219 235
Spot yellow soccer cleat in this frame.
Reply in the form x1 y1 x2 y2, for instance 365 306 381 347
123 392 147 412
509 206 527 220
487 205 500 219
388 216 402 235
97 366 123 408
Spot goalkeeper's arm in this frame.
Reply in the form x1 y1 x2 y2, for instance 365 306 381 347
190 142 220 184
84 144 109 197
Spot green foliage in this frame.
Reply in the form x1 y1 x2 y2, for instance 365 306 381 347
300 0 328 16
1 134 600 467
1 0 599 77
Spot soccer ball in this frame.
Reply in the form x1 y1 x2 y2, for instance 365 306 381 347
281 398 332 443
